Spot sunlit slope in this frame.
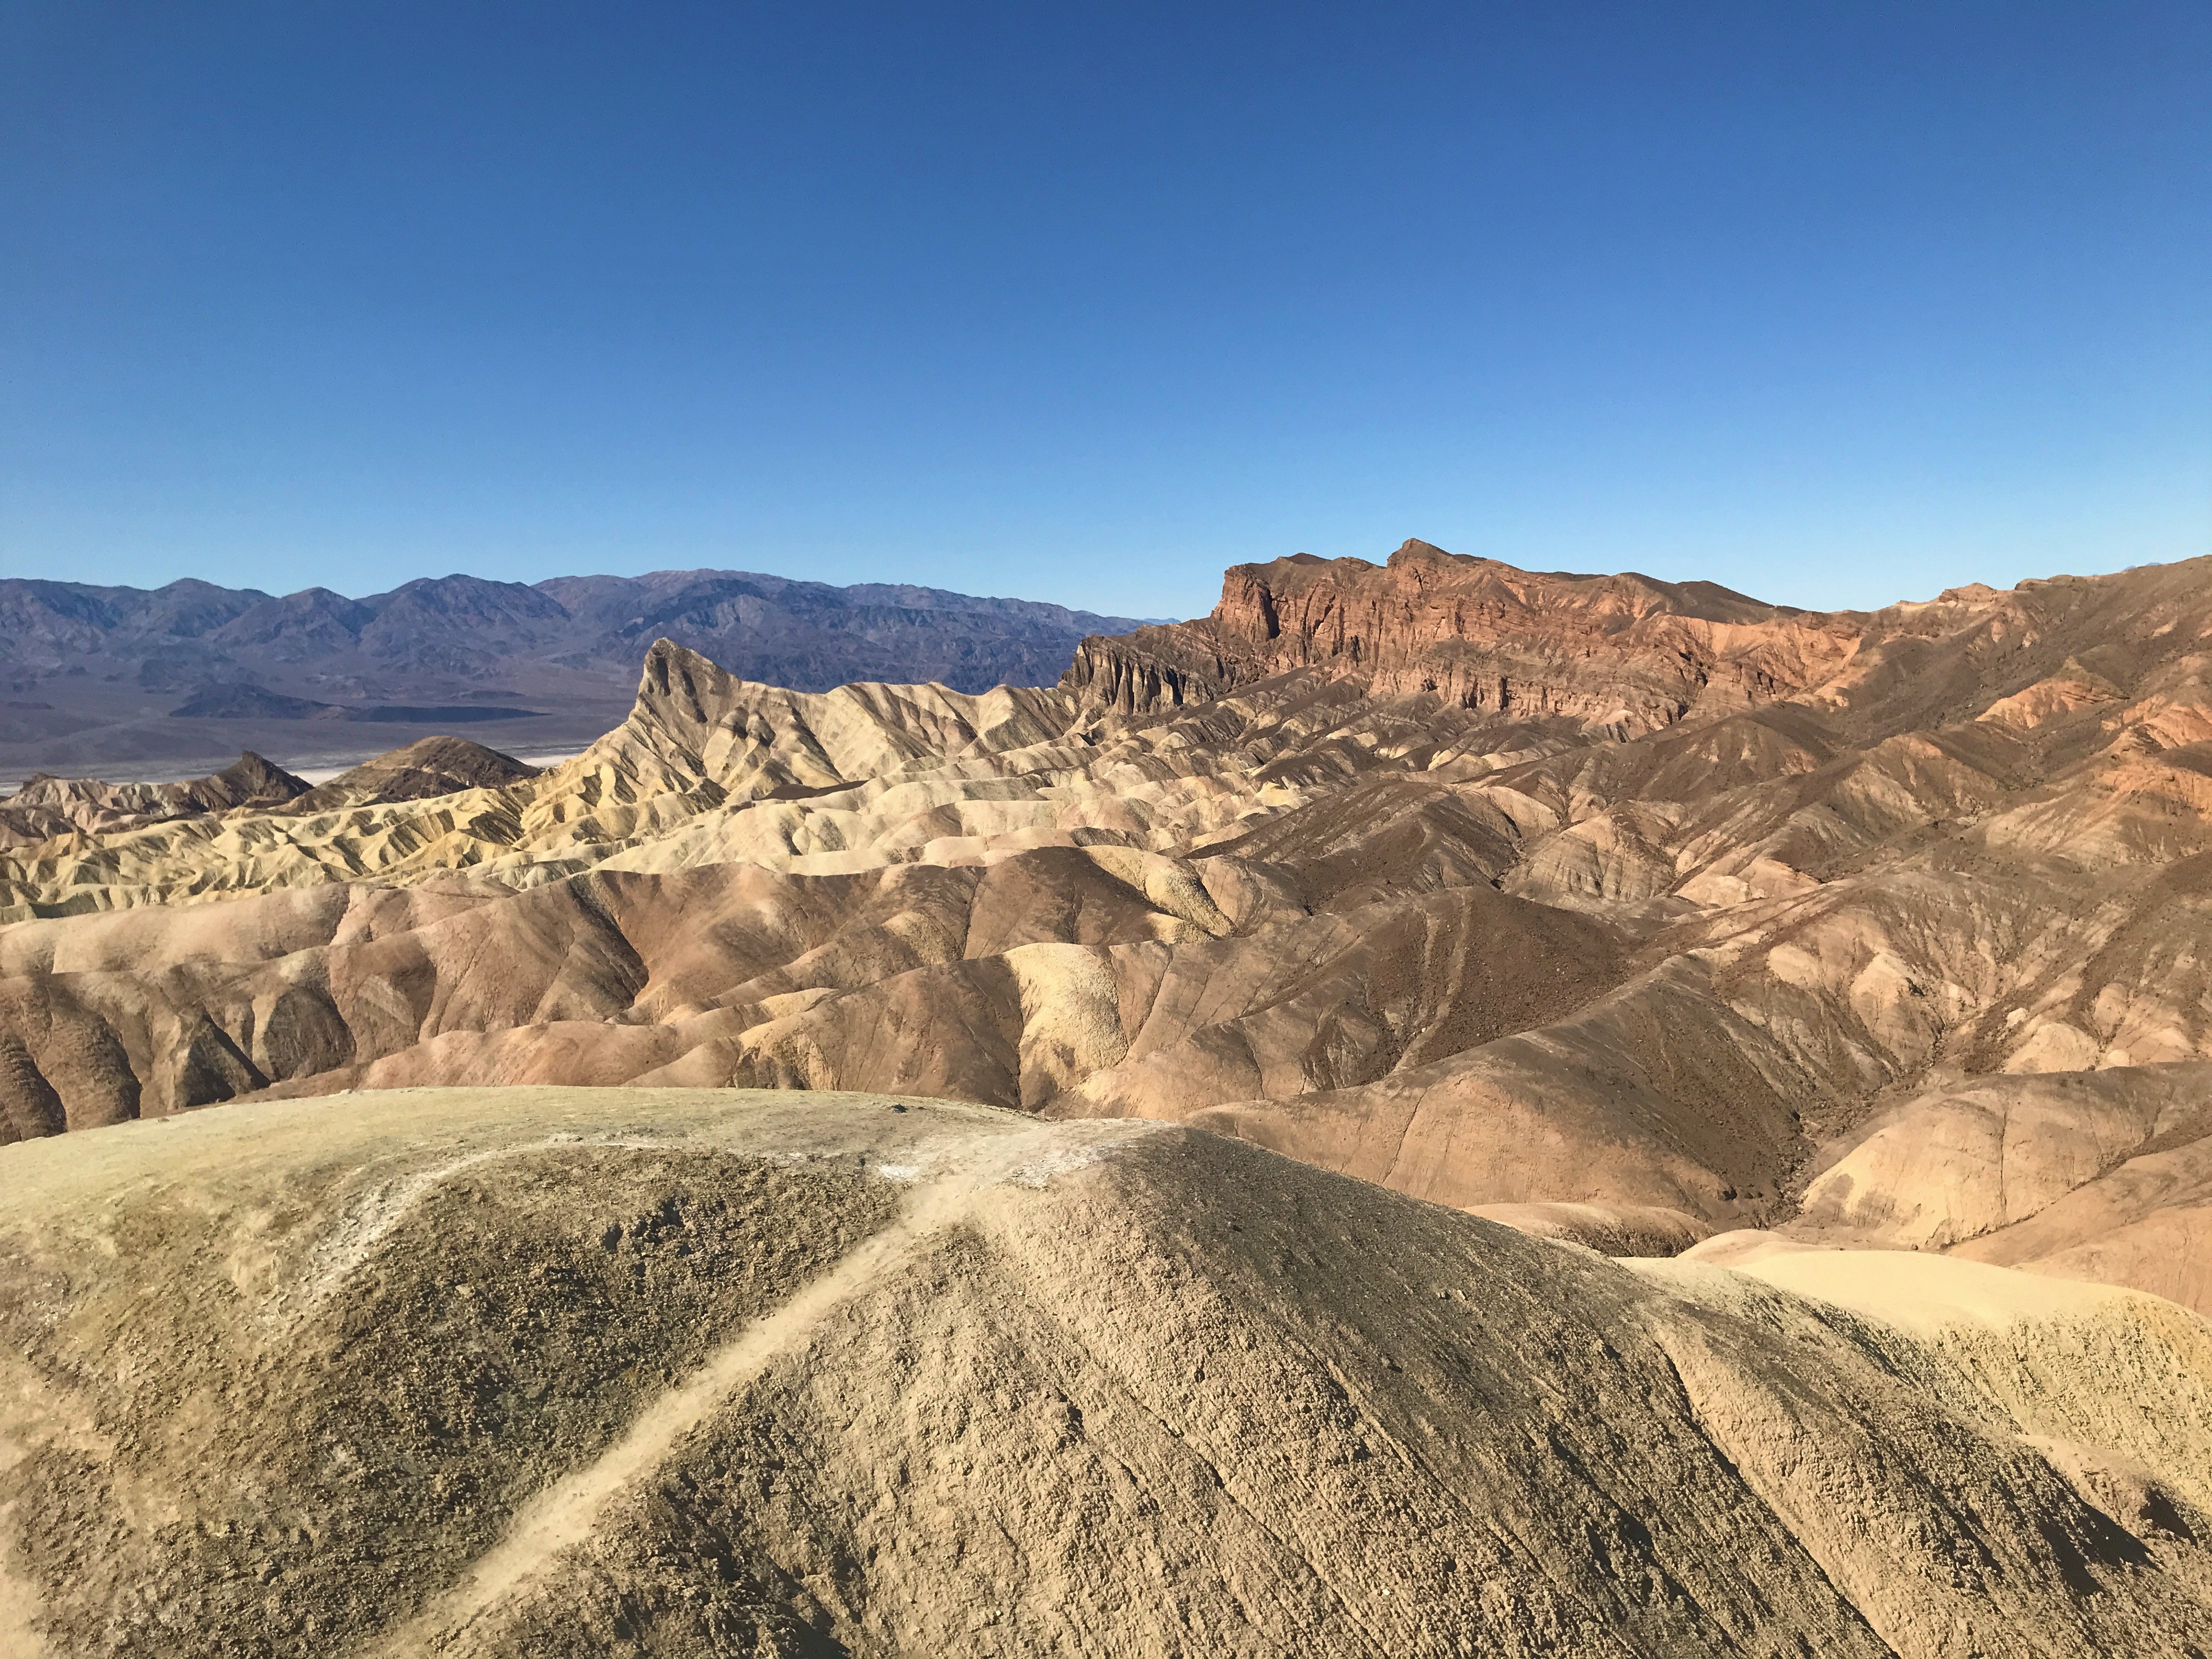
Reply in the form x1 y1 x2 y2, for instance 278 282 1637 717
3 1086 2210 1657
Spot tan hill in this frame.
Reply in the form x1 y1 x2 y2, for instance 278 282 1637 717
0 751 307 848
3 1085 2210 1656
284 736 544 812
8 542 2212 1324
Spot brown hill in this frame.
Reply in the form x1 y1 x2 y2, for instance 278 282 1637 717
3 1085 2210 1656
9 541 2212 1325
285 736 544 812
0 751 307 849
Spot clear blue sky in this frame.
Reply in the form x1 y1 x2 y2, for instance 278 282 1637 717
3 2 2207 618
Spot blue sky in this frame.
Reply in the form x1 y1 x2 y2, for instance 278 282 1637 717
2 2 2207 618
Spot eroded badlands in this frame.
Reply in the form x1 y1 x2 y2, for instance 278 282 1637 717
9 541 2212 1652
8 541 2212 1312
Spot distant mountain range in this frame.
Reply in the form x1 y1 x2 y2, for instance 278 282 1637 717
0 568 1155 777
0 568 1152 692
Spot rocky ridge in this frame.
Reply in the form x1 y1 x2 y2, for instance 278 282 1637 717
1064 539 1860 729
0 752 308 849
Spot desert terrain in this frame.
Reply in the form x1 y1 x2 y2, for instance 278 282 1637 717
7 539 2212 1651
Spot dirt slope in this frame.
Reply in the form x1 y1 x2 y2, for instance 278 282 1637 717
3 1085 2210 1657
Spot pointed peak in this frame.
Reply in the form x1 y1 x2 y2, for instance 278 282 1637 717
211 752 311 802
639 635 739 691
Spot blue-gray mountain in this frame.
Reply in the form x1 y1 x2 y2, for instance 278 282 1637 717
0 567 1152 775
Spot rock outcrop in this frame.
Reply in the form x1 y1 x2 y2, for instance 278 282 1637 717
1064 539 1861 729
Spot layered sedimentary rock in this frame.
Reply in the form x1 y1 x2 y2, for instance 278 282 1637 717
11 541 2212 1323
0 752 306 848
4 1087 2210 1657
284 736 544 812
1062 539 1860 729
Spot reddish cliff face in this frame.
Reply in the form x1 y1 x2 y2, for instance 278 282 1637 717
1066 538 1864 732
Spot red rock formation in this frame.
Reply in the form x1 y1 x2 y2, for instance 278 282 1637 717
1067 538 1863 733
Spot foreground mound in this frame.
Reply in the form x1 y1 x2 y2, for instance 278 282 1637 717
3 1088 2210 1656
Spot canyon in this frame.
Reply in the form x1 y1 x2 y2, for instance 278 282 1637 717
7 538 2212 1653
